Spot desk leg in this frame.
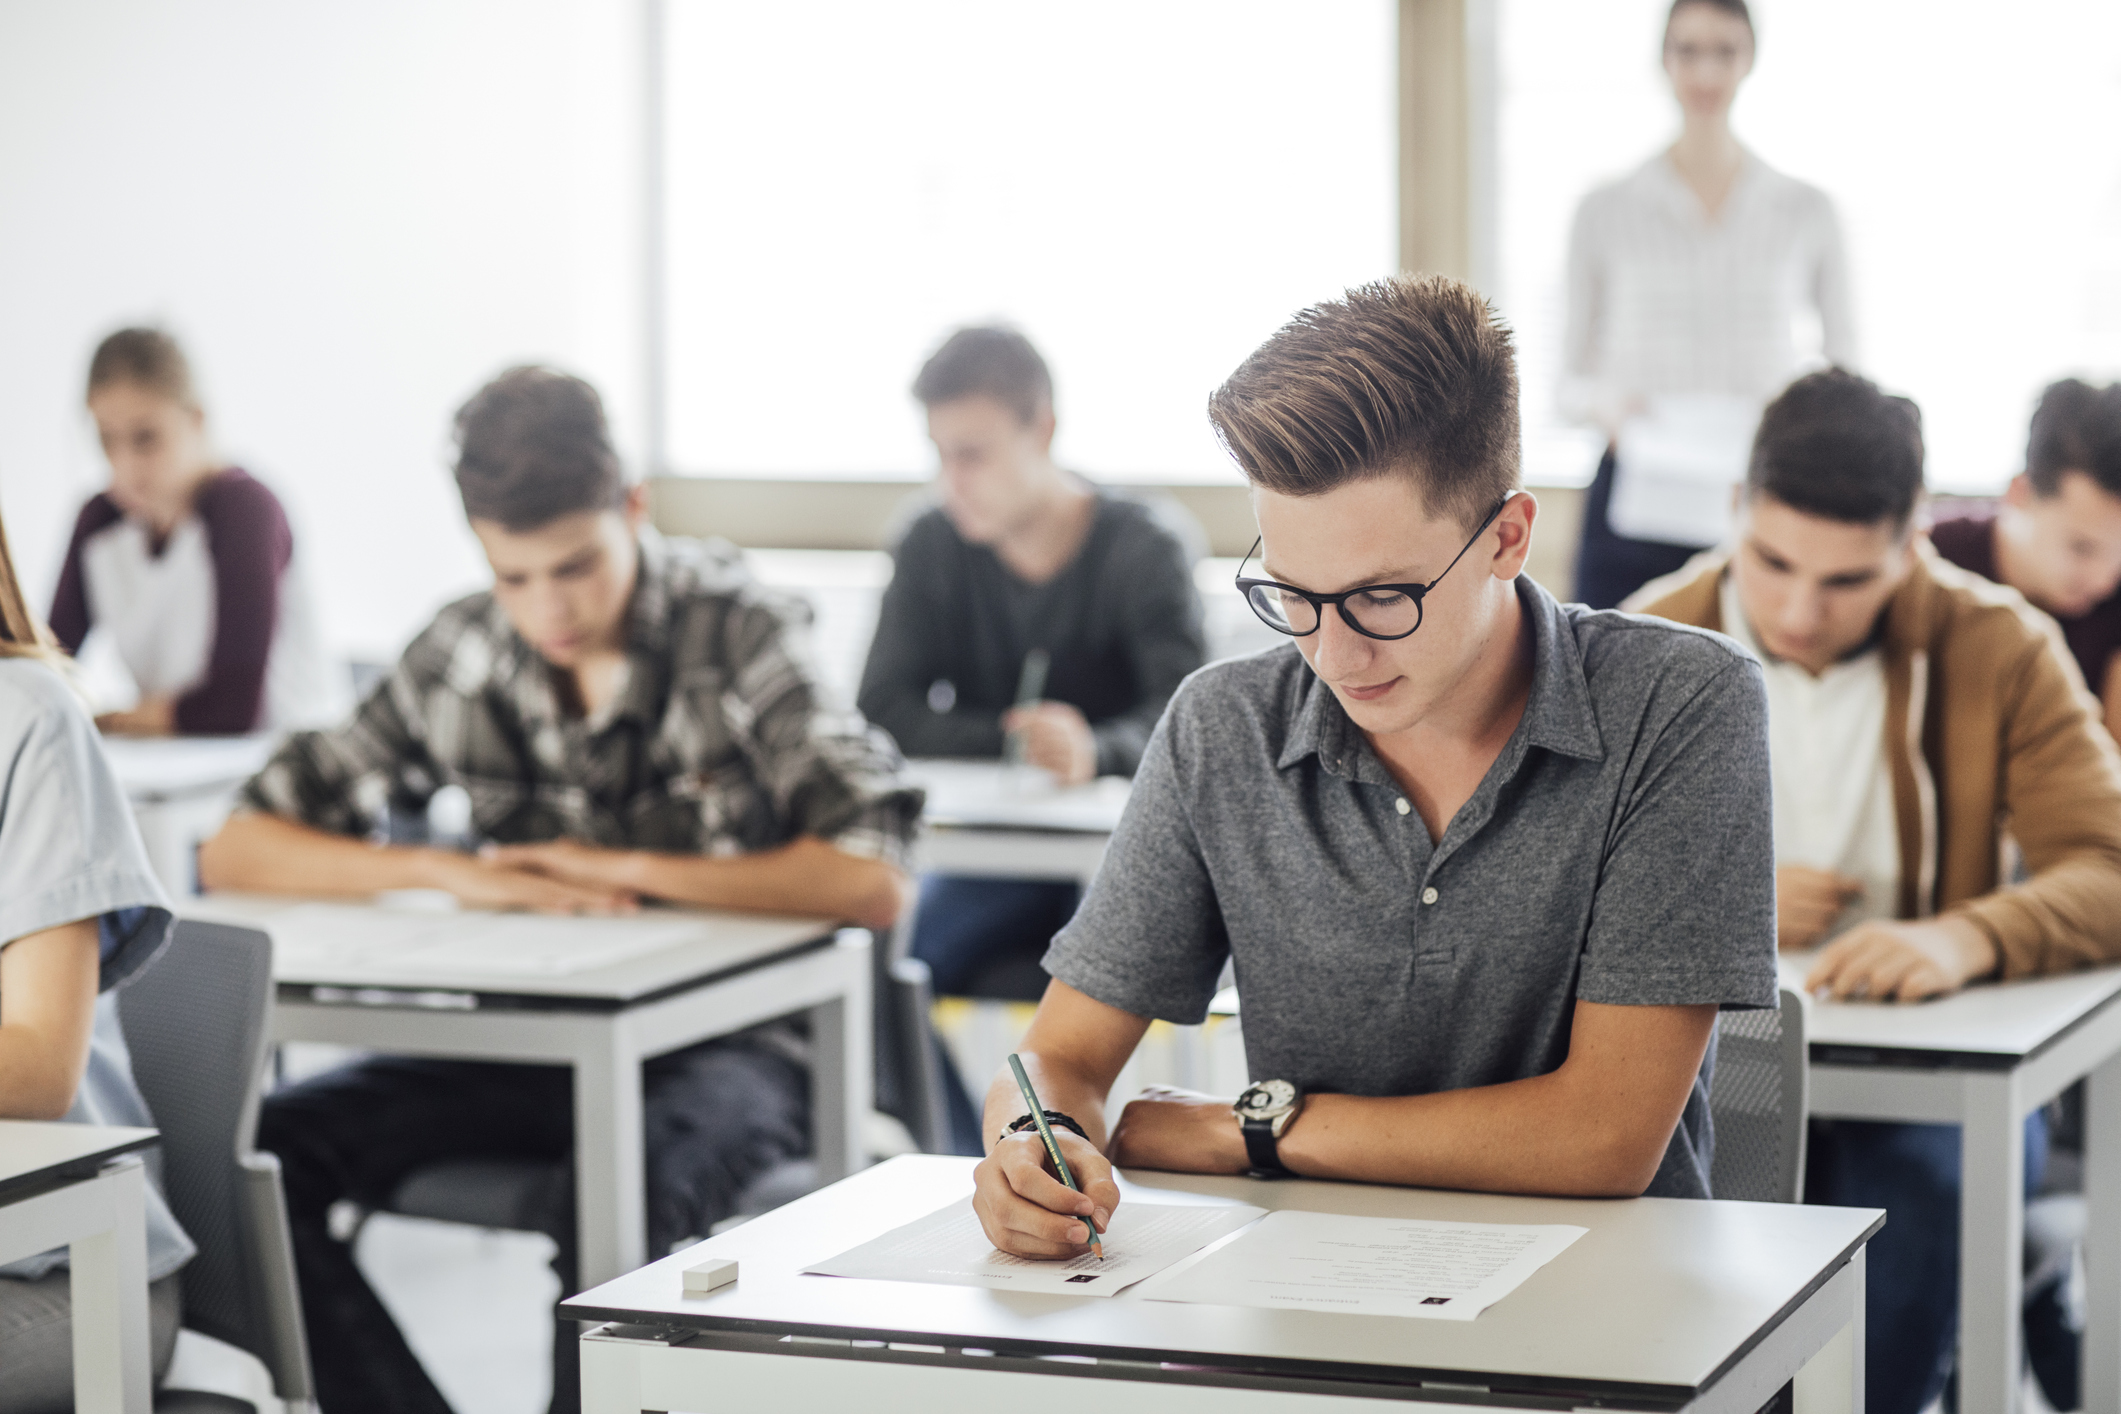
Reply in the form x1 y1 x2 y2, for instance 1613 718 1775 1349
580 1328 646 1414
1960 1071 2025 1414
70 1160 151 1414
575 1023 648 1288
811 934 873 1184
2087 1051 2121 1414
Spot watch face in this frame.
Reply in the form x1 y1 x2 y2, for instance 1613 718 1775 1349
1236 1079 1297 1117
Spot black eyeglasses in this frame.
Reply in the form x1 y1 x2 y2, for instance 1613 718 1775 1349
1234 496 1512 641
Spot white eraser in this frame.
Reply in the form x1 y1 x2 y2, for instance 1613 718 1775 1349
682 1258 738 1294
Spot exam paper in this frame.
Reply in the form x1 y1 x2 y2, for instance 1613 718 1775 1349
1608 393 1763 547
804 1197 1265 1297
1150 1211 1587 1321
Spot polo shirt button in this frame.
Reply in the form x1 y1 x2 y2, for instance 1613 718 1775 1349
1395 797 1412 816
1422 886 1439 905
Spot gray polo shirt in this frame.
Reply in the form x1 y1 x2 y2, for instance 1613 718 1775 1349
1045 576 1776 1198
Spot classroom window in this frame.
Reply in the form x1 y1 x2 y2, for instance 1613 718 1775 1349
1497 0 2121 492
661 0 1396 483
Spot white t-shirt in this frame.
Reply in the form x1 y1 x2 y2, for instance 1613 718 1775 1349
1720 577 1900 935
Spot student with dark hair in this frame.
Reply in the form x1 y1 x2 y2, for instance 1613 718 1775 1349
1565 0 1855 608
1631 367 2121 1414
859 327 1206 1012
973 276 1775 1264
200 365 921 1414
1930 378 2121 737
50 327 345 734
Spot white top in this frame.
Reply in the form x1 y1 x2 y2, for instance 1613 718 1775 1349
1722 578 1899 934
1562 151 1856 428
79 514 344 732
0 658 195 1282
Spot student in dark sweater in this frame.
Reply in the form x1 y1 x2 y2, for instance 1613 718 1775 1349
1928 378 2121 739
860 327 1206 1010
50 328 343 735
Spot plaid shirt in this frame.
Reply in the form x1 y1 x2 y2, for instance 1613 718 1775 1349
242 532 921 864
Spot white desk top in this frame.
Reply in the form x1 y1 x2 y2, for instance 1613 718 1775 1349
183 893 837 1004
101 734 277 801
0 1121 157 1203
1781 956 2121 1062
906 760 1130 835
564 1155 1879 1399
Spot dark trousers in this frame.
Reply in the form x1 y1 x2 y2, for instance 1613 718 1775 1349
258 1039 808 1414
910 876 1082 1154
1574 448 1704 609
1805 1113 2055 1414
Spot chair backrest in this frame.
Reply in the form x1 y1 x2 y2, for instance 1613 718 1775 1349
117 919 314 1402
1707 986 1810 1203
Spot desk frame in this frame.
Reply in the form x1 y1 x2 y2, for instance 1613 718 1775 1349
271 931 871 1287
0 1156 152 1414
1807 991 2121 1414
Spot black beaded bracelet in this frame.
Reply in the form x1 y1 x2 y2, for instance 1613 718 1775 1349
1000 1109 1090 1146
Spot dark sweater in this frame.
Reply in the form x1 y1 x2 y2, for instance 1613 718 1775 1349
49 468 293 734
857 494 1207 776
1931 505 2121 700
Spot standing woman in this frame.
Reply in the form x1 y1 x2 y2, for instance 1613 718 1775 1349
0 497 195 1408
1565 0 1855 608
48 328 345 735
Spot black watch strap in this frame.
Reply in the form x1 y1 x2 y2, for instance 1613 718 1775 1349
1241 1116 1290 1176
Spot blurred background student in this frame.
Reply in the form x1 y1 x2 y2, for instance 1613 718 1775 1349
1564 0 1855 608
0 496 195 1411
48 327 345 736
858 327 1205 1141
1930 378 2121 738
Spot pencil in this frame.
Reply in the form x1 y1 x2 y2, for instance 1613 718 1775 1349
1006 1052 1103 1260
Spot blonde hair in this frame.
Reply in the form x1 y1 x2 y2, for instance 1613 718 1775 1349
0 505 61 663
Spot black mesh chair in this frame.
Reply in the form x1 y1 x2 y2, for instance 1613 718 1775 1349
1707 987 1810 1203
118 919 315 1412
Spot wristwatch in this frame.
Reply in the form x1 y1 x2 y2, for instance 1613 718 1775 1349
1233 1080 1305 1176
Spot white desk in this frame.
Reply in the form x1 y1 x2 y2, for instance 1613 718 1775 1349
102 735 276 896
563 1155 1880 1414
184 894 872 1287
0 1121 159 1413
905 760 1129 887
1791 959 2121 1414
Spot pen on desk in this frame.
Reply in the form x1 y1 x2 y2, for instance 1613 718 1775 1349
1006 1051 1103 1260
1004 649 1051 767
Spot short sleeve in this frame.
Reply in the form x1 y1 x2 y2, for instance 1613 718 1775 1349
1577 655 1779 1009
0 662 171 988
1043 693 1229 1023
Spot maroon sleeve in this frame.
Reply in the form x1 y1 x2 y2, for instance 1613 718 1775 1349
47 495 125 653
172 470 293 734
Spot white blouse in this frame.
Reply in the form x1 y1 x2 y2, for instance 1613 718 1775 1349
1562 151 1857 429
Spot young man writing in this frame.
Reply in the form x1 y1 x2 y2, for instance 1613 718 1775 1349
1630 368 2121 1414
973 276 1778 1264
200 367 920 1414
859 327 1206 1012
1928 377 2121 739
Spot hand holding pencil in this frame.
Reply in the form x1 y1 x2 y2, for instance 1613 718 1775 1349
969 1053 1122 1260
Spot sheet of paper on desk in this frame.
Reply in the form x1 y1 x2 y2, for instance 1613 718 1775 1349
1149 1211 1587 1321
803 1197 1265 1297
268 904 704 977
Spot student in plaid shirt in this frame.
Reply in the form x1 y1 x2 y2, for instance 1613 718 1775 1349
201 367 920 1414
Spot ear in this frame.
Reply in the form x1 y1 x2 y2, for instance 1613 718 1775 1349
1491 492 1538 580
1031 407 1057 456
621 482 651 531
2003 473 2035 510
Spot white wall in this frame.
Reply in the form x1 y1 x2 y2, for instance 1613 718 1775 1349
0 1 645 662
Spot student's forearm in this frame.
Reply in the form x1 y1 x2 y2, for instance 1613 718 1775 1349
980 983 1152 1152
620 837 911 931
1277 1003 1716 1197
981 1051 1120 1153
199 810 463 896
